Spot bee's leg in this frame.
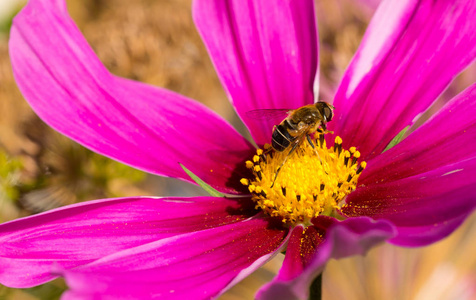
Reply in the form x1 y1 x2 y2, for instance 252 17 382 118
317 126 334 135
307 134 330 175
306 134 317 150
271 142 299 188
306 134 321 160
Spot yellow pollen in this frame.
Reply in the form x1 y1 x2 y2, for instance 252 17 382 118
241 134 366 226
245 161 254 169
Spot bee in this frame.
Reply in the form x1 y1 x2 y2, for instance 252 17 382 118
271 101 334 152
247 101 335 186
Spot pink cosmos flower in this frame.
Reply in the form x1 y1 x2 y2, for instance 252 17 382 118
2 0 476 299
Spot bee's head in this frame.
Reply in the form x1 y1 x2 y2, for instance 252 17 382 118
316 101 335 122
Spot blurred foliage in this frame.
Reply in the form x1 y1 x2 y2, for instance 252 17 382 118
0 278 66 300
0 6 20 35
0 150 22 202
316 0 370 100
16 121 146 214
22 279 66 300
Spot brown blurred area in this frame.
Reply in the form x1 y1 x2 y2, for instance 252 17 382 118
0 0 475 299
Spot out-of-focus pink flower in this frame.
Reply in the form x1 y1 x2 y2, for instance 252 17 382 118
1 0 476 299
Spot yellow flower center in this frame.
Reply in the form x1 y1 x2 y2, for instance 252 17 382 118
240 134 366 226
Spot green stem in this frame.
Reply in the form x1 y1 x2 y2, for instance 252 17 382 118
308 273 322 300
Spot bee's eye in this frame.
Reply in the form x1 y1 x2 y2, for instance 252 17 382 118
323 107 333 121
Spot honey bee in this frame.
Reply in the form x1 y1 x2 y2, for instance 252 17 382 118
247 101 335 186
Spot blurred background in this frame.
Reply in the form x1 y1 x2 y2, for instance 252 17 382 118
0 0 475 299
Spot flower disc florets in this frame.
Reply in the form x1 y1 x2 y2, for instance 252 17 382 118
241 135 366 226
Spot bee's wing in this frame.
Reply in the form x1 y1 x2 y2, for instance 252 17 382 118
245 109 292 121
289 123 313 142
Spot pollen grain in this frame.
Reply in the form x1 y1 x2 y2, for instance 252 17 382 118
241 135 366 226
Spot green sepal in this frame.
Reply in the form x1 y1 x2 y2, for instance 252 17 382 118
383 126 410 152
180 163 225 197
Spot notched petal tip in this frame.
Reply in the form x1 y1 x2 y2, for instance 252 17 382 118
257 217 395 300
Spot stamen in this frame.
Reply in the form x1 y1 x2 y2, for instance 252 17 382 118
356 162 367 174
241 134 366 226
319 134 325 147
334 136 343 156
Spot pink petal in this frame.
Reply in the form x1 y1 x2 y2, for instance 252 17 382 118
0 196 255 287
331 0 476 160
391 214 469 247
275 221 328 282
342 84 476 245
257 217 395 300
60 218 289 300
343 158 476 246
360 83 476 185
193 0 319 146
10 0 255 194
